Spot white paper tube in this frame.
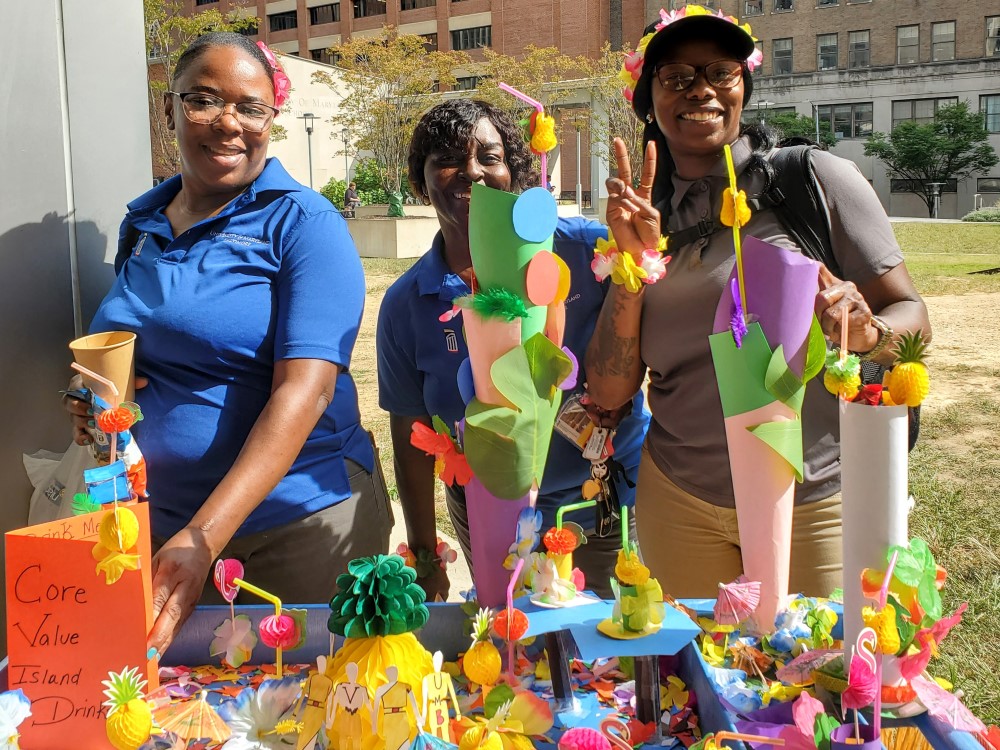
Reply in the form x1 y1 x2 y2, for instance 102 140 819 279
840 401 909 654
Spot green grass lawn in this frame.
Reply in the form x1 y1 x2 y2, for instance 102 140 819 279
360 220 1000 722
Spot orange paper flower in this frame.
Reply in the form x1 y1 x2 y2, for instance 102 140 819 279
97 406 137 434
543 527 577 555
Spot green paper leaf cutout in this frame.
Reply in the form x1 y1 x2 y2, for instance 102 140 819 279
484 684 515 719
803 316 828 384
283 608 309 650
748 418 804 481
814 712 839 750
890 595 917 653
72 493 101 516
562 521 587 547
709 324 777 418
917 573 943 624
432 415 453 437
764 344 806 416
464 333 572 499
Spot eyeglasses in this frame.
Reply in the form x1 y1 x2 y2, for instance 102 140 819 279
654 60 744 92
168 91 278 133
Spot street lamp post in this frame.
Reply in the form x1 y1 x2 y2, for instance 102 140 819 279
755 99 774 123
575 124 583 214
298 112 317 189
341 128 350 182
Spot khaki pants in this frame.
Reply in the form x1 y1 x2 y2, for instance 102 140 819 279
636 446 842 599
158 459 394 606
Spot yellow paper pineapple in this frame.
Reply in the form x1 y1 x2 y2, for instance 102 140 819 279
884 330 930 407
99 507 140 552
102 667 153 750
463 608 501 687
823 350 862 400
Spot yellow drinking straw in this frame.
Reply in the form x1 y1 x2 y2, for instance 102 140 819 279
723 143 748 325
232 577 286 678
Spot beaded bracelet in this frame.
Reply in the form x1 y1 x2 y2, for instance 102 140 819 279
592 233 669 293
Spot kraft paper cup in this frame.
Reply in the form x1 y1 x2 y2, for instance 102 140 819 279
69 331 136 404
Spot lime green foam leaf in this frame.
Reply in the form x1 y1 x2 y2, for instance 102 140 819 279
764 344 806 416
747 418 804 481
803 316 828 384
709 323 776 418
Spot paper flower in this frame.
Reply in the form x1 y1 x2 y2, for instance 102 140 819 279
591 250 614 282
897 602 968 680
214 559 244 603
862 604 900 655
0 689 31 749
543 527 577 555
505 507 542 570
640 248 669 284
255 42 291 108
92 507 141 584
328 554 429 638
614 549 649 586
720 186 751 228
610 250 648 293
258 614 298 649
97 406 138 434
411 418 473 487
217 676 302 750
210 616 258 668
435 540 458 568
492 607 529 642
529 111 558 155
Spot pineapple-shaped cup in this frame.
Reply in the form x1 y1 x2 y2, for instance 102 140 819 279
327 555 433 747
463 608 501 687
103 666 153 750
884 330 930 407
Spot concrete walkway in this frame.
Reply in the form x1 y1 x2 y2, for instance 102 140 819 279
387 501 473 602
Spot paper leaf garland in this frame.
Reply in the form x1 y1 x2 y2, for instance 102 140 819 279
464 333 572 499
327 554 430 638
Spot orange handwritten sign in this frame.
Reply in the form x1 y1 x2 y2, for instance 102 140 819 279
5 504 157 749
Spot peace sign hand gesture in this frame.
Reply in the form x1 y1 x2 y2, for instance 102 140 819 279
605 138 662 258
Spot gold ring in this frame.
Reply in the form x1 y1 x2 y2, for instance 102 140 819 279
640 183 653 189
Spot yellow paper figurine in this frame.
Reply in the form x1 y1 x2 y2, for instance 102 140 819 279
372 665 422 750
422 651 461 741
329 661 370 750
295 654 334 750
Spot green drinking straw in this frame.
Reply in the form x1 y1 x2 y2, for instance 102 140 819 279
555 499 596 529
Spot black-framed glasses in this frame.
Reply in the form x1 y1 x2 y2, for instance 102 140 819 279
654 60 744 92
168 91 278 132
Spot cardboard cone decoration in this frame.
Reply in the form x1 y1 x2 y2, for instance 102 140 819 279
70 331 136 403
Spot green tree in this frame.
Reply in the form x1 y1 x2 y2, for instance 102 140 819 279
314 27 468 216
319 158 395 209
144 0 259 176
766 112 837 149
864 102 999 217
588 43 644 187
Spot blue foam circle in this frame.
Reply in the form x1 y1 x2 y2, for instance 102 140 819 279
457 357 475 405
512 187 559 243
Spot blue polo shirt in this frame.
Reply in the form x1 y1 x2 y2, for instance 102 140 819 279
91 158 373 539
377 216 649 526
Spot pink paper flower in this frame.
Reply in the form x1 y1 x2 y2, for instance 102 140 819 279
640 250 670 283
747 46 764 72
259 613 298 649
256 41 291 108
592 251 615 282
213 558 243 603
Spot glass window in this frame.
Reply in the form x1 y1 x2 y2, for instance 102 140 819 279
310 48 341 65
891 97 959 129
451 25 492 51
982 94 1000 133
420 33 438 52
402 0 435 8
978 178 1000 193
352 0 386 18
773 38 793 74
817 102 873 138
891 179 957 193
745 0 763 15
817 0 838 6
897 25 919 64
455 76 481 91
849 30 870 68
309 3 340 24
774 0 794 11
195 0 217 5
268 11 298 32
817 33 838 70
987 17 1000 57
932 21 955 61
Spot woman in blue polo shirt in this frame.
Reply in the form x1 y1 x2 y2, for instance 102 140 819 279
68 33 391 652
377 99 649 600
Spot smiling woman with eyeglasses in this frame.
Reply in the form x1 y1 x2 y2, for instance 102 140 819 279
66 32 389 654
585 6 930 600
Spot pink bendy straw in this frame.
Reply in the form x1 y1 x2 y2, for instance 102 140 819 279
506 557 525 681
872 550 899 738
497 83 549 190
71 362 120 465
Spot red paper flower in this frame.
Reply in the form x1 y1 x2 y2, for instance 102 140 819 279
259 613 298 648
255 42 291 108
543 527 577 555
410 422 472 487
492 607 529 641
97 406 136 434
852 383 883 406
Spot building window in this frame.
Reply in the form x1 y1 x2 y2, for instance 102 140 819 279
455 76 481 90
268 11 298 32
931 21 955 61
310 48 341 65
309 4 340 24
817 33 838 70
671 0 714 7
897 25 919 64
745 0 763 16
988 17 1000 57
978 178 1000 193
195 0 217 5
817 102 873 138
817 0 838 6
849 30 870 68
982 94 1000 133
402 0 435 8
352 0 386 18
420 33 438 52
892 97 958 129
451 25 492 50
891 178 957 193
774 0 793 12
773 38 793 74
235 23 258 37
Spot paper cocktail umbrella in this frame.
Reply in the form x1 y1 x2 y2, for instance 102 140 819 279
714 576 761 625
153 690 231 744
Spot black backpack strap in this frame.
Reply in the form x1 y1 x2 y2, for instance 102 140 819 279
115 222 142 275
765 145 841 277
